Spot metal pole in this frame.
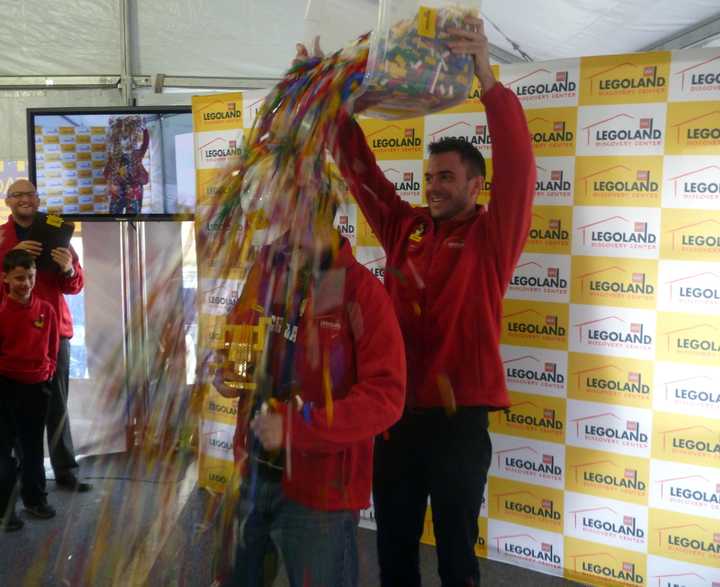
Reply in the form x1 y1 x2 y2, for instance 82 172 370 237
119 0 133 106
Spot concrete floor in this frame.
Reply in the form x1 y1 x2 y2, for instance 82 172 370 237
0 453 586 586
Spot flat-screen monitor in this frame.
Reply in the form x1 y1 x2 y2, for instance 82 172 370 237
27 106 195 221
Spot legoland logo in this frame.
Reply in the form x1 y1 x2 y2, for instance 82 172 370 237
491 529 562 571
334 204 357 247
197 134 244 168
567 400 651 457
501 300 568 351
581 217 656 248
207 398 238 418
565 537 646 586
525 107 577 156
662 212 720 261
652 412 720 468
488 477 564 533
193 96 244 131
663 157 720 209
491 391 566 444
513 68 577 99
507 253 570 302
654 362 720 417
569 353 653 408
566 492 648 552
664 479 720 511
528 215 570 245
566 446 649 504
670 50 720 101
666 102 720 155
423 114 492 158
570 305 656 360
572 256 657 309
496 400 564 432
505 62 579 108
575 156 663 206
586 113 661 143
201 278 241 316
534 157 574 204
501 345 567 395
199 100 242 122
658 261 720 315
652 459 720 519
525 206 573 254
573 207 660 259
380 162 423 205
200 420 236 461
360 118 424 160
649 510 720 567
577 103 666 155
656 313 720 366
370 126 422 149
491 433 564 488
585 60 667 98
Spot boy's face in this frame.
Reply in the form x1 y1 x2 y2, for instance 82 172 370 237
3 266 36 302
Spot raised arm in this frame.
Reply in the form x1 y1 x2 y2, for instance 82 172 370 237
482 84 535 283
449 17 535 282
332 114 416 249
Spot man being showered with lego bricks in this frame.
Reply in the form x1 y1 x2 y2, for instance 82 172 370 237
212 185 406 586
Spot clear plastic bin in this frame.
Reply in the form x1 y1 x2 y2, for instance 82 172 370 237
359 1 481 119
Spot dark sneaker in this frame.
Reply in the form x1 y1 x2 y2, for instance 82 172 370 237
24 501 56 519
55 474 93 493
2 511 24 532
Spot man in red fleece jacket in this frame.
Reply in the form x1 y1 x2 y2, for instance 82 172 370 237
214 209 406 586
0 179 90 492
0 249 60 531
327 17 536 587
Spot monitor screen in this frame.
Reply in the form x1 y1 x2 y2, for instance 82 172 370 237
27 106 195 221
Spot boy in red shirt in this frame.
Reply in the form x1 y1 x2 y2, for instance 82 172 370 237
0 250 60 531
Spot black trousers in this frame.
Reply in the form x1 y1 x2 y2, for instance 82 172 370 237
0 376 49 516
46 338 79 475
373 407 491 587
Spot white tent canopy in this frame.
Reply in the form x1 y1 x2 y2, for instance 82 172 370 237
2 0 720 156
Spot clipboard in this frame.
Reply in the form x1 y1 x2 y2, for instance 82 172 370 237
26 213 75 270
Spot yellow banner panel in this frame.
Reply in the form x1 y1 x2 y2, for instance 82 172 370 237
567 352 653 409
565 446 649 505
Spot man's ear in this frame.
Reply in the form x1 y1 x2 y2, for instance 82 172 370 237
469 175 485 199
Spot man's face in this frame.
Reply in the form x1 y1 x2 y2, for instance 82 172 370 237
4 265 36 302
425 152 483 221
5 180 40 223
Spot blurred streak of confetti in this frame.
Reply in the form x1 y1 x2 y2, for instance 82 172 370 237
25 36 376 586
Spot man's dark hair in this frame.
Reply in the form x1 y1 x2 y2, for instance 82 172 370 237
3 249 36 273
428 138 486 178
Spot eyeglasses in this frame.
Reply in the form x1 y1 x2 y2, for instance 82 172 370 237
7 191 38 200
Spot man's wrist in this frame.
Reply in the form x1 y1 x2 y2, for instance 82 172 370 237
476 68 497 94
63 266 75 278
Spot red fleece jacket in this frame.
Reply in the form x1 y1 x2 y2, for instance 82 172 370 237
334 82 535 410
0 217 84 339
229 237 406 511
0 294 59 384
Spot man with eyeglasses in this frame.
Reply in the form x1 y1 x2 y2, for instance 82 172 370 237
0 179 91 493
